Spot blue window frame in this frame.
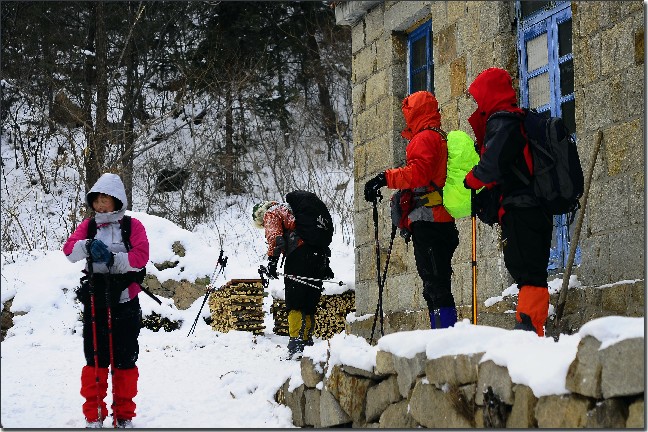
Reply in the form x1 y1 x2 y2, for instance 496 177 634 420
516 1 579 273
408 20 433 94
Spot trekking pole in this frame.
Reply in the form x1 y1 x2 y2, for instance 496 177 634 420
370 223 396 345
275 271 345 286
188 250 228 337
471 189 478 325
368 193 385 344
104 264 117 428
87 256 103 426
258 265 325 290
554 130 603 328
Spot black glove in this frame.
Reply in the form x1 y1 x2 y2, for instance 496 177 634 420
364 172 387 202
87 239 114 266
463 178 471 190
267 255 279 279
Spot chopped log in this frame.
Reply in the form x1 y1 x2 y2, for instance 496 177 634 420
208 279 266 335
271 290 355 339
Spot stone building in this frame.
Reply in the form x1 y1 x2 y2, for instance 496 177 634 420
335 1 645 337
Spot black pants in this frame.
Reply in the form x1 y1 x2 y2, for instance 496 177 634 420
411 221 459 311
501 206 553 288
283 245 323 315
83 296 142 369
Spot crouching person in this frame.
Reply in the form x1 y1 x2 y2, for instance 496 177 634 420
63 173 149 428
253 197 330 360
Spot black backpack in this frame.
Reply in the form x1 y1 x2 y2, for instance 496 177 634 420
285 190 334 249
507 109 584 216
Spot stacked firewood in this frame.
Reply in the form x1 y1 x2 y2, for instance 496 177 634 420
208 279 265 335
271 290 355 340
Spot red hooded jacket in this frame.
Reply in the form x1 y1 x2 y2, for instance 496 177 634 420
385 91 453 225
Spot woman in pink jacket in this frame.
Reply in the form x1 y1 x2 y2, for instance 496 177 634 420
63 173 149 428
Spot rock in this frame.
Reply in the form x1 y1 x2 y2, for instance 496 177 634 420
325 364 373 423
375 350 396 376
426 352 483 386
535 394 592 428
379 400 418 428
393 352 427 398
365 375 401 423
626 397 644 428
475 360 513 405
585 397 628 428
285 383 306 427
600 337 644 398
506 384 538 428
565 335 602 398
319 388 351 427
301 357 324 388
304 389 321 427
409 379 473 428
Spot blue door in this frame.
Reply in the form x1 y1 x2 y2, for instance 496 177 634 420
516 1 580 272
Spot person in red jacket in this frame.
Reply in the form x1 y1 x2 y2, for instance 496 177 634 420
364 91 459 329
63 173 149 428
462 67 553 337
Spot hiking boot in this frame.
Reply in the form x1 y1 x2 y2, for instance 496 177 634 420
429 307 457 329
85 420 103 428
116 419 134 428
514 313 537 334
287 337 305 360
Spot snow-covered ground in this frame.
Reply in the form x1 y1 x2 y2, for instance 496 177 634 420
1 205 644 428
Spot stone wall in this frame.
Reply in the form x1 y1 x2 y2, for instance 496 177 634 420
277 332 644 428
572 1 645 286
338 1 644 337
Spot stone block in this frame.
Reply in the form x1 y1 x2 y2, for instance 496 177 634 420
585 397 628 428
304 389 321 427
365 375 401 423
286 383 306 427
343 364 380 380
608 226 644 283
300 357 325 388
409 380 473 428
535 394 592 428
375 350 396 376
392 352 427 398
626 397 644 428
475 360 513 405
326 364 374 423
506 384 538 428
450 56 467 98
435 23 457 66
426 352 483 386
379 399 418 428
352 44 378 85
365 69 388 108
363 4 385 45
319 388 352 427
566 335 603 398
601 284 629 314
600 337 645 398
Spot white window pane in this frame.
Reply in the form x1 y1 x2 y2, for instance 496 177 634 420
526 33 548 72
528 72 550 108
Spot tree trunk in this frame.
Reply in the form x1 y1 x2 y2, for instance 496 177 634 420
82 4 99 194
224 87 235 195
301 5 344 163
120 2 137 210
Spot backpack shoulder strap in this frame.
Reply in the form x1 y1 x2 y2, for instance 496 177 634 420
424 126 448 141
121 215 133 251
87 218 97 239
